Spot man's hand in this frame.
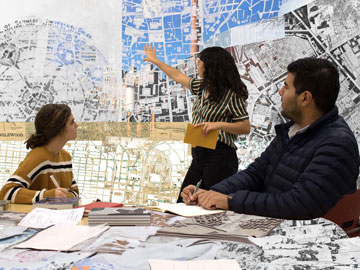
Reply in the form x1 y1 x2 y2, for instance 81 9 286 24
55 187 69 198
181 185 206 205
197 190 229 210
194 122 221 137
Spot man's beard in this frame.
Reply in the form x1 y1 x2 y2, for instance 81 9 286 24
281 107 301 122
281 110 291 120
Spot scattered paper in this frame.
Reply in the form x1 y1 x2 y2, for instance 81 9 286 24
0 248 93 269
15 224 109 251
156 212 283 243
0 227 37 252
104 226 160 241
17 207 85 229
81 226 160 254
75 238 220 270
148 259 240 270
0 211 27 226
0 225 27 240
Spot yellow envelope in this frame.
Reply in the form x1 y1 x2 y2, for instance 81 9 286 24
183 123 220 150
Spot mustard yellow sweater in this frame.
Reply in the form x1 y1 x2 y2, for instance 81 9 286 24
0 146 79 204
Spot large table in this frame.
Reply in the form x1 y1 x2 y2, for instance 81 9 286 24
1 203 360 269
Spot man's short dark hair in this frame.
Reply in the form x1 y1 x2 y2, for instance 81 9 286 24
287 57 340 113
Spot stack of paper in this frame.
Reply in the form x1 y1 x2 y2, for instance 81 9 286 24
88 208 151 226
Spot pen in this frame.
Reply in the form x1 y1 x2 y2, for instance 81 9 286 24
50 175 60 188
193 179 203 195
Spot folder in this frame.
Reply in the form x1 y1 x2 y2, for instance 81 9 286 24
183 123 219 150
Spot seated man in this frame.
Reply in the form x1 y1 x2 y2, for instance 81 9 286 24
181 57 360 219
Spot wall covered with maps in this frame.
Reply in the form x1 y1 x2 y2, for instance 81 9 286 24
0 0 359 205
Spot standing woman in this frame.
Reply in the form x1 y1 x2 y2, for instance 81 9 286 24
0 104 79 204
143 45 250 202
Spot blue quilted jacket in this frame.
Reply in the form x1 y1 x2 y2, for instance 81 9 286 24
211 106 360 219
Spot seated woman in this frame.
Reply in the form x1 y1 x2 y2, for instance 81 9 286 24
0 104 79 204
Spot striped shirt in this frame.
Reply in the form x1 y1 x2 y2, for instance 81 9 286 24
190 78 248 149
0 146 79 204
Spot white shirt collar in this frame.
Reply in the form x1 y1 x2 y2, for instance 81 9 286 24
288 123 310 139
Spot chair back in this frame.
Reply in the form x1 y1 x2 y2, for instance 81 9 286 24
324 189 360 237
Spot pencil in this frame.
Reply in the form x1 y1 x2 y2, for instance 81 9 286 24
50 175 60 188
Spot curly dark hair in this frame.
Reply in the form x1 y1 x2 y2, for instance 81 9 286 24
25 104 72 149
198 46 248 102
287 57 339 114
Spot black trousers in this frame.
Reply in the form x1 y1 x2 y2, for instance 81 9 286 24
177 141 238 202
